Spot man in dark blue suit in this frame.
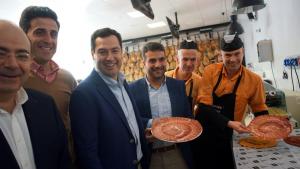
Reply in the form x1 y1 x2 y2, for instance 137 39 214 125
69 28 149 169
0 20 70 169
129 42 194 169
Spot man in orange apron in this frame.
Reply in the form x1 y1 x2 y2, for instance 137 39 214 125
165 40 202 115
193 34 268 169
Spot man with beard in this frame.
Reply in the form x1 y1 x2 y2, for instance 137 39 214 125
165 40 202 114
129 42 194 169
0 20 70 169
19 6 77 166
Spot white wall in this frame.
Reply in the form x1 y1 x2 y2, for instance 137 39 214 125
239 0 300 92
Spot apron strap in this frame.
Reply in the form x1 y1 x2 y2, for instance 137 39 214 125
213 68 223 93
232 73 242 94
188 80 194 98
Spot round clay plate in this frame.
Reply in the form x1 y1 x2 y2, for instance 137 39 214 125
151 117 202 143
248 115 292 139
284 136 300 147
239 137 277 149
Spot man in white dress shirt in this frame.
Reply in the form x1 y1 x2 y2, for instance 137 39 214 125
0 20 70 169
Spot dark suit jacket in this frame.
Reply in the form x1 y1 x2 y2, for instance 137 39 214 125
0 89 71 169
69 69 149 169
129 77 194 169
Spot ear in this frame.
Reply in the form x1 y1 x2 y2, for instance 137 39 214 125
175 55 179 63
91 50 96 60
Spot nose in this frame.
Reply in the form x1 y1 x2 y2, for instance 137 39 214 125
154 60 162 68
105 51 115 60
186 60 193 66
43 32 54 43
229 57 236 62
4 55 19 69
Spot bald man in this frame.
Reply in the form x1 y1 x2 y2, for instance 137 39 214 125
0 20 70 169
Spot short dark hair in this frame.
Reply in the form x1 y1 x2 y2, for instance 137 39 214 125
179 40 198 51
142 42 165 60
19 6 60 33
90 28 122 52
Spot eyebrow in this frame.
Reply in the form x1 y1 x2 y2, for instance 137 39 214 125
17 49 30 54
0 47 9 52
0 47 29 54
98 47 121 51
34 27 58 32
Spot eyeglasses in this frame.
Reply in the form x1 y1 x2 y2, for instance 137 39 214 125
0 49 31 62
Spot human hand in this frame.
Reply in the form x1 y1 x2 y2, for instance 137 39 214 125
227 121 250 134
145 128 157 143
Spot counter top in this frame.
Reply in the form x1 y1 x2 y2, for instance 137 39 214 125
233 129 300 169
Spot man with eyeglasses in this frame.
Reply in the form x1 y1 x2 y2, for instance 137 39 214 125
165 40 202 115
69 28 149 169
0 20 70 169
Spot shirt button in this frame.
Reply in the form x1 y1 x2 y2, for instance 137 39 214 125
132 159 139 165
129 139 135 144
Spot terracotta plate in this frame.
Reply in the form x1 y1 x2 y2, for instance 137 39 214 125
248 115 292 139
151 117 202 143
239 137 277 149
284 136 300 147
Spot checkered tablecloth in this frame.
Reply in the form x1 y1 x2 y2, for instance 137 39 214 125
233 129 300 169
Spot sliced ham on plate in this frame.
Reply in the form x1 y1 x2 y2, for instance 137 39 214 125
284 136 300 147
151 117 202 143
248 115 292 139
239 136 277 149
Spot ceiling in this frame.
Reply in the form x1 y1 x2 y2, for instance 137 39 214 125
0 0 234 40
0 0 235 79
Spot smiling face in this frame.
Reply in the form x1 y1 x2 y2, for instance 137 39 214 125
144 50 167 82
26 17 58 65
177 49 197 74
0 21 31 95
92 35 122 80
221 47 244 74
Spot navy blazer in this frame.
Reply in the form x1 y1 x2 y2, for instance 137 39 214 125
0 89 71 169
129 77 194 169
69 69 149 169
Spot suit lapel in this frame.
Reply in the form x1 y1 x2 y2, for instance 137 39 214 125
21 94 42 169
89 70 133 136
166 78 179 116
140 79 152 118
124 82 144 131
0 130 20 169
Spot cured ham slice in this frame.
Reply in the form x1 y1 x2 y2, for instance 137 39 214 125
284 136 300 147
248 115 292 139
239 137 277 149
152 117 202 143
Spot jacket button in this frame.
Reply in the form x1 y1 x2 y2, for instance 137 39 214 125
132 160 139 165
129 139 135 144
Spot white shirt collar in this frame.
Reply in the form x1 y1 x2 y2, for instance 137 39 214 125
145 75 166 89
0 88 28 114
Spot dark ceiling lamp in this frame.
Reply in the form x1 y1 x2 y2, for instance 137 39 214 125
166 12 180 39
232 0 266 14
131 0 154 19
226 15 244 35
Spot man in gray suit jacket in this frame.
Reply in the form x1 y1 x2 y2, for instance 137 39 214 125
129 42 194 169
